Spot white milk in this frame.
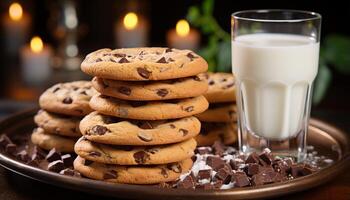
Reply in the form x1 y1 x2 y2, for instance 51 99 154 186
232 33 319 140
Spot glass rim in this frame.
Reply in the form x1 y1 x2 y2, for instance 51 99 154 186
232 9 321 23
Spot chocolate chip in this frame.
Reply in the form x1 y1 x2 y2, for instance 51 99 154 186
80 90 88 95
177 175 195 189
133 151 150 164
27 159 39 167
156 89 168 97
193 76 201 81
186 52 197 61
212 141 225 156
48 160 65 173
61 154 74 167
145 148 159 154
215 167 232 184
197 169 212 180
5 144 17 155
184 106 194 112
118 57 130 63
102 116 119 124
246 163 260 176
137 67 151 79
259 152 273 166
52 87 60 93
96 58 103 62
130 101 147 107
114 53 126 57
169 124 176 129
62 97 73 104
118 86 131 96
59 168 81 177
179 129 188 136
233 172 250 187
223 83 234 89
16 150 31 162
46 148 61 162
89 151 101 157
168 58 175 62
161 168 169 178
137 132 152 142
87 125 109 135
167 163 182 173
208 80 215 85
84 159 94 166
109 58 116 62
156 57 167 63
206 156 225 171
103 170 117 179
165 48 172 53
245 152 260 164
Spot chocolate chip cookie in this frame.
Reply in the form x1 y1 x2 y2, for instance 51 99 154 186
74 137 196 165
31 128 76 152
89 94 209 120
80 111 201 145
91 75 208 101
39 81 97 116
203 72 236 103
34 110 81 137
195 103 237 122
81 48 208 81
195 123 237 146
74 156 192 184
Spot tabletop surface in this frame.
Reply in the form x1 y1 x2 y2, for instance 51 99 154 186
0 102 349 200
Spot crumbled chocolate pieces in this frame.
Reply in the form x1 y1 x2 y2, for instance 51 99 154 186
48 160 65 172
61 154 75 167
46 148 61 162
177 175 195 189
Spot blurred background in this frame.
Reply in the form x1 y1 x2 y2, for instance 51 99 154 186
0 0 349 124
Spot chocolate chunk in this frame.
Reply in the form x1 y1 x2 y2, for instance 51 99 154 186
48 160 65 173
16 150 30 162
89 151 101 157
156 89 168 97
114 53 126 57
161 168 169 178
215 167 232 184
179 129 188 136
290 164 314 178
80 90 88 95
61 154 74 167
31 146 46 160
109 58 116 62
133 151 150 164
46 148 61 162
137 132 152 142
213 180 223 189
169 124 176 129
118 86 131 96
208 80 215 85
165 48 172 53
103 170 117 179
27 159 39 167
84 159 94 166
223 83 234 89
212 141 225 156
259 152 273 166
130 101 147 107
245 152 260 164
156 57 167 63
195 147 211 155
233 172 250 187
167 163 182 173
197 169 212 180
206 156 225 171
184 106 194 112
52 87 60 93
118 57 130 63
0 135 12 149
193 76 201 81
229 160 239 170
88 125 109 135
246 163 260 176
59 168 81 177
273 160 290 176
96 58 103 62
139 122 153 129
168 58 175 62
177 175 195 189
5 144 17 155
300 165 314 176
186 52 197 61
62 97 73 104
197 183 214 190
137 67 151 79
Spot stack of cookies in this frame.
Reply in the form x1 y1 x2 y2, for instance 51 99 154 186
32 81 97 152
74 47 209 184
195 72 237 146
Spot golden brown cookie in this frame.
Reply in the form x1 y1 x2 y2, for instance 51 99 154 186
195 103 237 122
195 123 237 146
31 128 76 152
203 72 236 103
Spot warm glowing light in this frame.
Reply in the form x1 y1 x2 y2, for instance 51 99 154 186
30 36 43 53
123 12 138 30
9 2 23 21
176 19 190 37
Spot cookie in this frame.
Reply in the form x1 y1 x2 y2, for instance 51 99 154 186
195 103 237 122
34 110 81 137
89 94 209 120
195 123 237 146
80 111 201 145
91 75 208 101
81 48 208 81
39 81 97 116
31 128 76 152
74 137 196 165
74 156 192 184
203 72 236 103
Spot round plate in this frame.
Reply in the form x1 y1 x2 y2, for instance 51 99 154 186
0 109 349 199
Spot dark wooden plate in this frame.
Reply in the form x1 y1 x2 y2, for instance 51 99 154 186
0 109 349 200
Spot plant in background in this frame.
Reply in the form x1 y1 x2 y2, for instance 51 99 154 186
186 0 350 105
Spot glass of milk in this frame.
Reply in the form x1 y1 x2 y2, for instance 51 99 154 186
231 10 321 161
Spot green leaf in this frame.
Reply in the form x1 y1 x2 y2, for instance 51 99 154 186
313 60 332 105
323 34 350 74
186 7 201 25
200 17 215 34
217 41 232 72
202 0 214 15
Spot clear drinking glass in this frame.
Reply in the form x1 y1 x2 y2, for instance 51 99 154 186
231 10 321 161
